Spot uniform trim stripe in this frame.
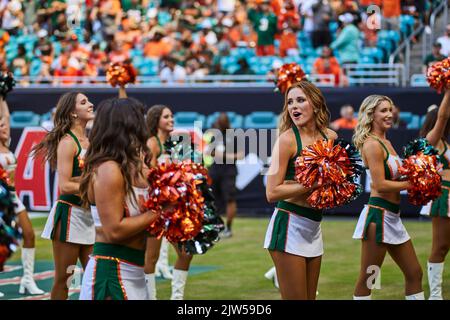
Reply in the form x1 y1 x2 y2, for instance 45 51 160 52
268 210 289 252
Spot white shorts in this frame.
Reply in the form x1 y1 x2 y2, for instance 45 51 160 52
41 195 95 245
264 201 323 258
353 197 410 245
79 243 148 300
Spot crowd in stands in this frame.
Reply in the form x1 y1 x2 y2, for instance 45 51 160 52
0 0 446 86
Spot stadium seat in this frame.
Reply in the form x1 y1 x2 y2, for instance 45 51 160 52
10 111 41 128
230 47 256 58
30 59 42 76
221 56 238 68
174 112 206 128
244 111 278 129
359 56 375 64
407 114 420 129
206 112 244 129
399 111 413 125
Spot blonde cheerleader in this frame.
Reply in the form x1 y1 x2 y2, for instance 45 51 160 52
352 95 424 300
418 90 450 299
33 92 95 299
78 97 158 300
0 96 44 296
264 81 337 300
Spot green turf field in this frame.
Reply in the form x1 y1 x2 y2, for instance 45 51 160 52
1 216 449 300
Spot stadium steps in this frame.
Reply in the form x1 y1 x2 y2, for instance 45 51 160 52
409 3 449 77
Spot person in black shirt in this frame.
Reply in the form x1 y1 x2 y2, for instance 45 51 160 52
209 113 244 238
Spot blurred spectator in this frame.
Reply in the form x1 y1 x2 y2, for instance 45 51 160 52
248 0 278 56
144 26 173 58
391 104 407 129
108 41 130 64
360 10 379 47
9 44 29 77
437 24 450 57
36 61 52 84
34 29 54 63
311 0 332 48
217 0 237 14
1 0 24 36
234 58 255 75
330 104 357 130
381 0 401 30
0 29 9 62
277 0 300 31
278 0 300 57
422 42 446 74
279 28 299 57
330 13 360 65
160 56 187 83
299 0 317 40
312 46 344 86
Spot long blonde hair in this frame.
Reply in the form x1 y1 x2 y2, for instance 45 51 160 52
353 95 394 150
278 81 330 134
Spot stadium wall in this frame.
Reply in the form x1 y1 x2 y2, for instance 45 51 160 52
8 86 441 118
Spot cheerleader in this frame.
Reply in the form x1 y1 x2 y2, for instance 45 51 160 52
352 95 424 300
419 90 450 300
144 104 193 300
33 92 95 299
0 96 44 295
78 97 158 300
264 81 337 300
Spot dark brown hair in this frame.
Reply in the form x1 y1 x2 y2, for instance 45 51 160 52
146 104 171 137
32 92 82 169
79 97 149 207
420 107 450 140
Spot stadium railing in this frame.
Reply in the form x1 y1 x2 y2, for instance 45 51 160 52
389 21 424 84
422 0 448 61
342 63 406 86
14 74 336 88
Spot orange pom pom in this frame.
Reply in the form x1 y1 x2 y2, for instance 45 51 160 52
427 57 450 93
106 62 137 87
275 63 307 94
144 161 206 243
398 152 442 205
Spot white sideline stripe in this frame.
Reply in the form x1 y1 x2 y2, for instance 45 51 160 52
29 212 49 219
0 270 55 286
12 288 80 300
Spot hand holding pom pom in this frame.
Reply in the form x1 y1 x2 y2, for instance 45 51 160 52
106 62 137 88
399 138 442 205
427 57 450 93
144 161 205 243
295 139 364 209
275 63 307 94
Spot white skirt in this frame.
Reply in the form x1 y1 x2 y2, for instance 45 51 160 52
353 204 410 245
79 249 148 300
41 200 95 245
264 206 323 258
